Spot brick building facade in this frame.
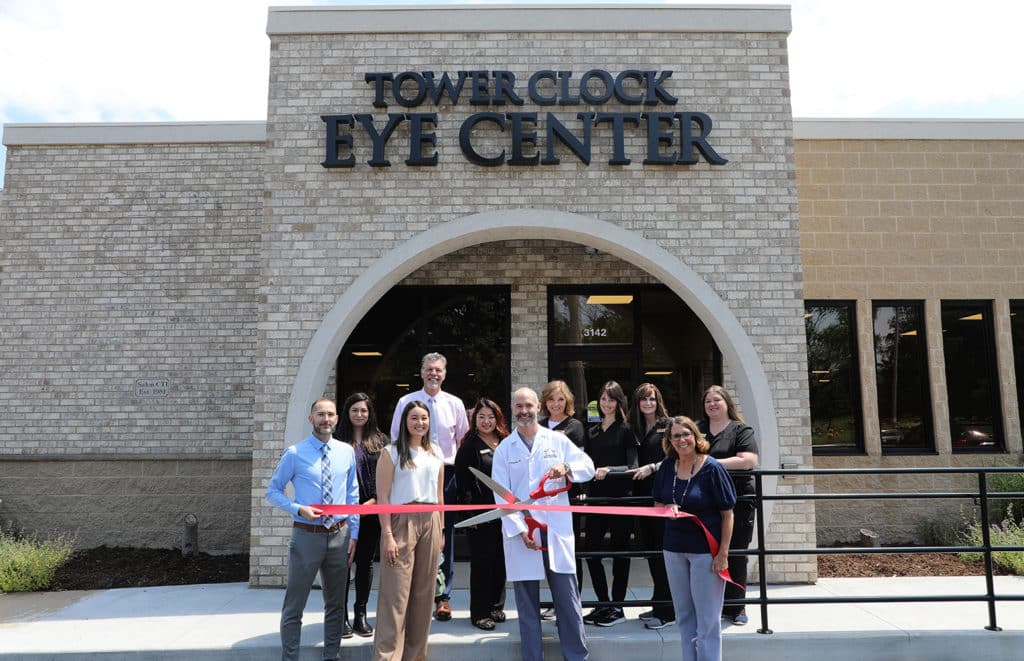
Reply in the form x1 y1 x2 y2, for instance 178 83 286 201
1 5 1022 586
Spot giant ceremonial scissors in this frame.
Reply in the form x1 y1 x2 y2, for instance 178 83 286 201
455 466 571 550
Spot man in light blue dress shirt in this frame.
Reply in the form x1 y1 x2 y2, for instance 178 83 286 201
267 397 360 661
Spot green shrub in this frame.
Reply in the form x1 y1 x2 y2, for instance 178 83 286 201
915 512 969 548
987 466 1024 525
959 505 1024 576
0 531 74 592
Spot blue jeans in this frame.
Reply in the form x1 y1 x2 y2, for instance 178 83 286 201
663 550 725 661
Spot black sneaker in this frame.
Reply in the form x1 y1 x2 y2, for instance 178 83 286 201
540 607 556 621
644 616 673 630
582 607 607 625
595 608 625 627
637 609 656 621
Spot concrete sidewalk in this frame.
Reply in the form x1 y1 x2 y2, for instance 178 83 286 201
1 575 1022 660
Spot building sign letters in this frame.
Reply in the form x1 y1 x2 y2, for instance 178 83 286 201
322 69 728 169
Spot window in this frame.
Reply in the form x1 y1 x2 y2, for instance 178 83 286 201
805 301 863 453
337 286 511 424
941 301 1003 452
873 302 933 453
1012 301 1024 430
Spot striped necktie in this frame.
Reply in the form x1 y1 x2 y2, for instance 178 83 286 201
427 397 439 445
321 443 334 528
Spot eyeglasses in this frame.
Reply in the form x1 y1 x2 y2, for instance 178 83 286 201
670 431 694 440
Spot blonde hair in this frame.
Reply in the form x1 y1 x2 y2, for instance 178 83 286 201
540 380 576 418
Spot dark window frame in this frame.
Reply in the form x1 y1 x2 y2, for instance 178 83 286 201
805 299 865 456
546 284 723 419
1011 300 1024 442
941 299 1005 454
336 284 512 424
872 300 936 455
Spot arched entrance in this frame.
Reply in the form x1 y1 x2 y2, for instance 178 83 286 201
284 208 781 519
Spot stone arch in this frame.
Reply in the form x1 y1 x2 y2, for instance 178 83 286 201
285 208 780 514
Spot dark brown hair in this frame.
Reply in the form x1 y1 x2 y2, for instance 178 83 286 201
598 380 629 423
462 397 510 443
395 400 433 469
703 385 744 423
337 392 387 453
629 382 668 430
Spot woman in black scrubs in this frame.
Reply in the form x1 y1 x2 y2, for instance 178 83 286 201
697 385 759 626
582 380 637 628
629 382 675 629
453 397 511 630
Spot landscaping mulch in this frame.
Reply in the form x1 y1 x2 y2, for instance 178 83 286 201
46 544 1007 591
51 546 249 590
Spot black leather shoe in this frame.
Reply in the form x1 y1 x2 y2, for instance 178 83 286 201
353 611 373 637
490 609 507 623
341 620 354 639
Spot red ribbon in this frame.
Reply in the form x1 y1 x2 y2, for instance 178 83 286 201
314 501 741 588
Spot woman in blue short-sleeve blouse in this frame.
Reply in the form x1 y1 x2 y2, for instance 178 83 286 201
652 416 736 661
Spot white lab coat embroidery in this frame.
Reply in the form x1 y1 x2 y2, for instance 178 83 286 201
491 426 596 581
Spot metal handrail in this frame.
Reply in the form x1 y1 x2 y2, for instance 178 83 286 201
566 466 1023 633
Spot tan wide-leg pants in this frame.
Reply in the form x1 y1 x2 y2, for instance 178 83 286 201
372 510 443 661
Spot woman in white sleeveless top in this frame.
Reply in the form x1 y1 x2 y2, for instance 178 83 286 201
372 400 444 661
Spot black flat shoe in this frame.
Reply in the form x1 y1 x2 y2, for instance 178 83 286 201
473 617 496 631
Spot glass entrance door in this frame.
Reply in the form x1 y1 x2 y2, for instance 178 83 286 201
555 353 634 423
548 285 720 421
337 285 511 423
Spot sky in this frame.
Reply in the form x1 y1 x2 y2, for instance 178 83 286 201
1 0 1022 181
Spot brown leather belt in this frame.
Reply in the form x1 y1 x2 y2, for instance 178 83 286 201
293 520 346 533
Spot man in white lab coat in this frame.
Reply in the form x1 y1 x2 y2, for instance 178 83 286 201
492 387 595 661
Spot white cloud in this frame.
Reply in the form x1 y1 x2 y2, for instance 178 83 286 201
0 0 298 123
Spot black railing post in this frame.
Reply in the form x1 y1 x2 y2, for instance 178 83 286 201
977 470 1002 632
754 472 773 634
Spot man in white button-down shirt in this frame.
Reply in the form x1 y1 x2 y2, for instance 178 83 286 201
390 352 469 621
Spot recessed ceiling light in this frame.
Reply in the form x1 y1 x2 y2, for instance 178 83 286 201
586 295 634 305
